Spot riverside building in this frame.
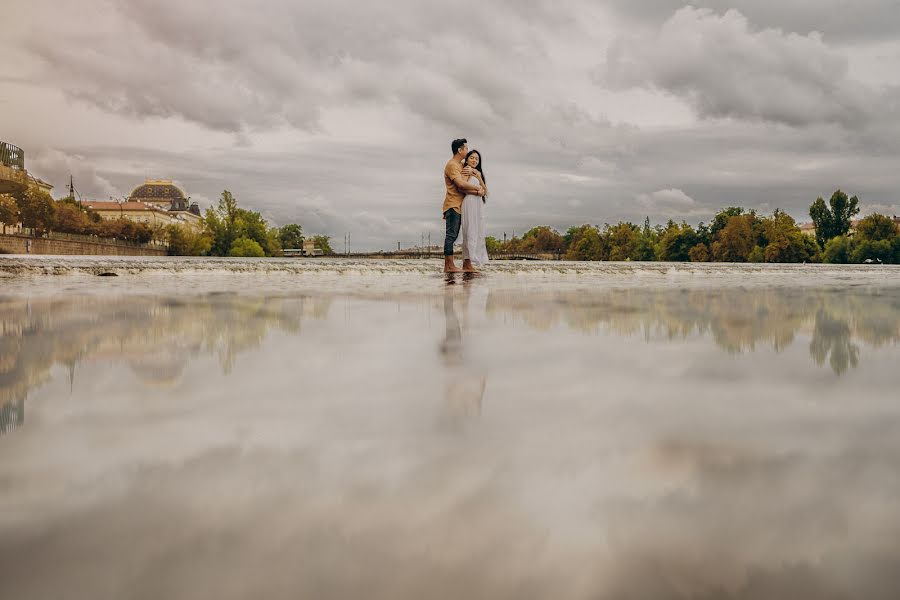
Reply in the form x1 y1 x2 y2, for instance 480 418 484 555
83 180 203 231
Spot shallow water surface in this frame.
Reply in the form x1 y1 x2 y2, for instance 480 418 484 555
2 263 900 599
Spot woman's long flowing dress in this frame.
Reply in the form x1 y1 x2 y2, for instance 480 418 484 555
461 176 489 266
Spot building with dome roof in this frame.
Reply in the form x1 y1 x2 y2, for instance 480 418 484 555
130 179 194 211
83 179 203 231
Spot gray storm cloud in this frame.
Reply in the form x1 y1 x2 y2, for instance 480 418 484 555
607 0 900 41
3 1 900 249
602 7 874 128
24 0 554 134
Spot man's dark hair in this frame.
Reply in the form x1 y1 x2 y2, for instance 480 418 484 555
451 138 467 155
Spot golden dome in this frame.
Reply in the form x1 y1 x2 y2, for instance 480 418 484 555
129 179 187 203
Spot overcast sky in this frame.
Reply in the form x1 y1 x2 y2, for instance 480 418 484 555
2 1 900 250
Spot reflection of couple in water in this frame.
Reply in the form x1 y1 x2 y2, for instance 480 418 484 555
439 281 487 430
442 138 489 273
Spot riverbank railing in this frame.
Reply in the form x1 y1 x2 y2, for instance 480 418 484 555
13 228 167 249
0 141 25 171
292 250 563 260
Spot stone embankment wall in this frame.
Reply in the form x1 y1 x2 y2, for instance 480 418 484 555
0 234 166 257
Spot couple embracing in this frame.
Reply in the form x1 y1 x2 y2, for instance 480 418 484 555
442 138 489 273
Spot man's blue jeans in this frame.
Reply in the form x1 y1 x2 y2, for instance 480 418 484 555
443 208 461 256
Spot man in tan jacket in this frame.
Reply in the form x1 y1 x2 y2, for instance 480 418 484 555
442 138 484 272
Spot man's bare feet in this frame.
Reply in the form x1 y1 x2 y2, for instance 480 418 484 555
444 257 462 273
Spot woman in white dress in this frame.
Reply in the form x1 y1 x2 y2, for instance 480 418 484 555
460 149 489 271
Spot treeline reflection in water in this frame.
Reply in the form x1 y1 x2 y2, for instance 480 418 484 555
486 286 900 375
2 286 899 436
0 294 332 436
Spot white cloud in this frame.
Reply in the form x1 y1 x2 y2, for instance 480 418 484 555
606 0 900 42
636 188 706 219
601 7 874 127
28 149 121 200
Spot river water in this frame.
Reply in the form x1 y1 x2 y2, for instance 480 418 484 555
2 258 900 599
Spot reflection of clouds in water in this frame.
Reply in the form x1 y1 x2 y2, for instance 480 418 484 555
486 287 900 375
3 283 900 597
601 429 900 599
4 416 900 598
0 446 566 600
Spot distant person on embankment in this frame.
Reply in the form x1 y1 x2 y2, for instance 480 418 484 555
442 138 484 273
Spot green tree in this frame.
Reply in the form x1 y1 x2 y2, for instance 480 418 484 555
311 235 333 255
52 202 92 234
233 208 281 256
228 236 265 257
809 189 859 248
564 224 603 261
16 187 57 235
605 222 641 261
748 246 766 262
710 207 745 237
203 208 228 256
633 217 658 261
520 226 565 254
98 218 153 243
822 235 851 264
656 221 698 262
763 233 815 263
166 224 212 256
218 189 239 227
485 236 502 254
760 210 816 263
851 240 893 264
0 194 19 234
278 223 304 250
855 213 898 243
801 235 823 263
688 243 710 262
711 215 755 262
695 222 712 247
204 190 240 256
202 190 282 256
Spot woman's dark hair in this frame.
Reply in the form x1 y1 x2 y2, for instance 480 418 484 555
451 138 467 154
463 149 486 203
463 149 485 183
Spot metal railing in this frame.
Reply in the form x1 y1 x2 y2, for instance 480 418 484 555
15 228 167 249
0 141 24 171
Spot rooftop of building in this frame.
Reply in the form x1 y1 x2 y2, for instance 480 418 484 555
129 179 187 202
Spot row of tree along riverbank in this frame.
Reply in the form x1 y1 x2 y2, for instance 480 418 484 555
4 185 898 262
0 187 331 257
486 190 900 264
